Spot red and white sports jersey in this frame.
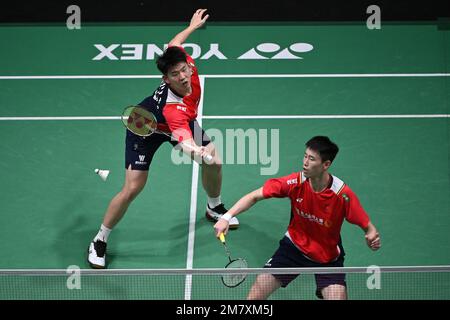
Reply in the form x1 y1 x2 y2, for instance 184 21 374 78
262 171 370 263
161 46 201 140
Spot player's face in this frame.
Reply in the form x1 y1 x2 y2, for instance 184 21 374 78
164 62 193 96
302 148 329 178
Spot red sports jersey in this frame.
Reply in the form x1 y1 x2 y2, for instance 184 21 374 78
262 171 369 263
161 46 201 140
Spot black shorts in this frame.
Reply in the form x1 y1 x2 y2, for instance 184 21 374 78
264 236 346 299
125 120 211 170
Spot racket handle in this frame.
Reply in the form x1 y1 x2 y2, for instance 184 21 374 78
179 139 213 164
204 154 213 164
219 233 225 243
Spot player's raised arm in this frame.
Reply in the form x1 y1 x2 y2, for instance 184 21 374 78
214 188 265 236
168 9 209 47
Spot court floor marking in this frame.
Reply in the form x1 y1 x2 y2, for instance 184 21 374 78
0 72 448 283
184 76 206 300
203 114 450 119
0 73 449 80
0 114 448 121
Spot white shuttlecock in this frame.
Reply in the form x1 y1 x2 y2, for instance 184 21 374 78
95 169 110 181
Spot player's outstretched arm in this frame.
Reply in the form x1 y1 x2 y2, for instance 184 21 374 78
214 188 264 236
364 222 381 251
168 9 209 47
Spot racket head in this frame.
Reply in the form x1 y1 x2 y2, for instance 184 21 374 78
121 105 157 137
221 258 248 288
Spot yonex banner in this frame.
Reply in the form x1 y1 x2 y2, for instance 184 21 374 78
0 23 447 75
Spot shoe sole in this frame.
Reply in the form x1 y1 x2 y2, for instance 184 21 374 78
205 211 239 229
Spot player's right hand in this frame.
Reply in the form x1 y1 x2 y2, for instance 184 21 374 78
214 219 230 237
365 231 381 251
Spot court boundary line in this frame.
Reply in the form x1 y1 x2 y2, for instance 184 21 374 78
0 114 448 121
1 73 450 80
203 114 450 119
184 76 206 300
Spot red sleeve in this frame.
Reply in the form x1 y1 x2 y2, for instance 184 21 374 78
163 105 192 141
342 186 370 229
262 172 299 199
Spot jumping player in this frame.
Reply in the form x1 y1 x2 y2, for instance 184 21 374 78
88 9 239 269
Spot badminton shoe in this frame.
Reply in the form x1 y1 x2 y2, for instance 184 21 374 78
88 239 107 269
205 203 240 229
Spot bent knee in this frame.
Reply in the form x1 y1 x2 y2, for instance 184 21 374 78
121 183 145 201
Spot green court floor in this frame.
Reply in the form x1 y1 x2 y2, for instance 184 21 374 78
0 22 449 299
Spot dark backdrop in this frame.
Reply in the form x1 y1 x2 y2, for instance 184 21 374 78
1 0 449 23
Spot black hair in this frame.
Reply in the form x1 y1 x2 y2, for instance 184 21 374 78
156 46 187 75
305 136 339 163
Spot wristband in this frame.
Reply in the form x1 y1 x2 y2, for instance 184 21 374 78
221 213 233 222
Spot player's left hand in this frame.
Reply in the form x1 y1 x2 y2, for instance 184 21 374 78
190 9 209 30
365 230 381 251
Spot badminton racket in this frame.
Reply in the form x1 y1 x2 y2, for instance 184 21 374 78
219 233 248 288
121 105 213 163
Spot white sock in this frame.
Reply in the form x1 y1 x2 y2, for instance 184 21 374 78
208 196 222 208
94 224 112 242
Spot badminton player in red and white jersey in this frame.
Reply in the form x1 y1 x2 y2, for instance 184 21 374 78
214 136 381 300
88 9 238 269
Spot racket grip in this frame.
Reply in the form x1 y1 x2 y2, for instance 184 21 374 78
204 154 213 164
219 233 225 243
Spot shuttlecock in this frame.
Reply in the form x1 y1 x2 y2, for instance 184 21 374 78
95 169 110 181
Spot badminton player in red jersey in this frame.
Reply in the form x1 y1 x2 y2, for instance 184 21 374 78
88 9 238 269
214 136 381 299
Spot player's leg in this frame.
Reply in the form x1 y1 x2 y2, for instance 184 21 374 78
201 139 222 199
185 120 240 228
315 245 347 300
247 237 302 299
88 131 168 269
320 284 347 300
247 274 282 299
101 166 148 228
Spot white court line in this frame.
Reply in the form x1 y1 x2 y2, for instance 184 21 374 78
0 75 162 80
204 73 450 78
203 114 450 119
184 76 205 300
0 114 448 121
0 73 450 80
0 116 121 121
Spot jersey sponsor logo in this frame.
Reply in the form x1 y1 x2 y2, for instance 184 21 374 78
294 207 331 227
176 105 187 112
92 42 314 61
286 178 297 185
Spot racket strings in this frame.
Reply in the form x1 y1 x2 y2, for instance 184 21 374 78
222 258 248 288
122 106 158 136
